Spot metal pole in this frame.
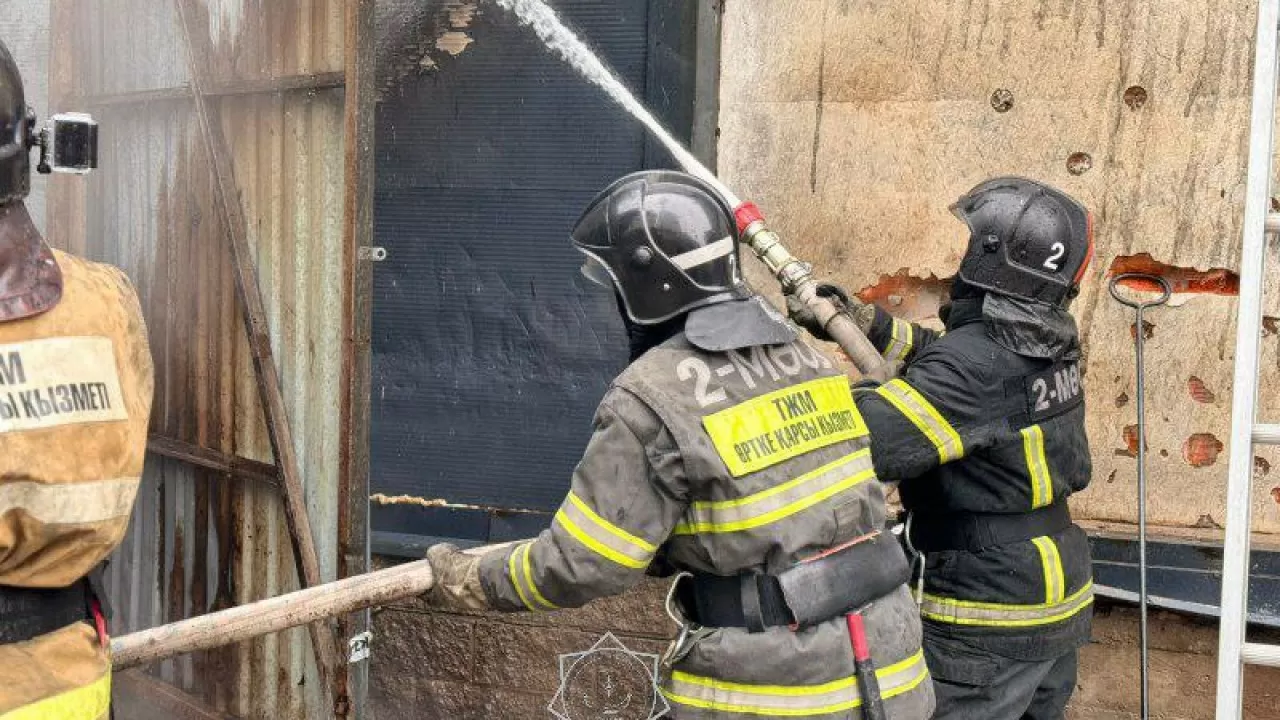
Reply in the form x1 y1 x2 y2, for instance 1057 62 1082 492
1217 1 1280 717
1110 273 1170 720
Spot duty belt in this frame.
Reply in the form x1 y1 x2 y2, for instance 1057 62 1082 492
676 530 911 633
0 579 91 644
908 502 1072 553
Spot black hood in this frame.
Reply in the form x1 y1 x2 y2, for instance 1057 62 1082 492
981 294 1080 360
941 283 1079 360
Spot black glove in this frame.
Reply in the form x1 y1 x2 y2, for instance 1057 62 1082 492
786 282 871 341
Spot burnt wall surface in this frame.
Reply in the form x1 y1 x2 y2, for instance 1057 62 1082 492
718 0 1280 535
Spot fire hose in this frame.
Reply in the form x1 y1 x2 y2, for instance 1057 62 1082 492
733 202 894 381
111 543 515 669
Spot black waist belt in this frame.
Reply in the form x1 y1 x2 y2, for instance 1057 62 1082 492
909 502 1072 553
679 530 912 632
0 580 90 644
681 572 793 630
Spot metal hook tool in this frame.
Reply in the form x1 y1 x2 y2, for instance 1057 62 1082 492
1109 272 1172 720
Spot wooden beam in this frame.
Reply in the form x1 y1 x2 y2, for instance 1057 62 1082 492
172 1 345 715
113 671 240 720
338 1 378 719
146 435 279 487
72 72 346 109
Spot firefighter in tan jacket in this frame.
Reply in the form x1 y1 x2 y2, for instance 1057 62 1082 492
427 170 935 719
0 39 153 719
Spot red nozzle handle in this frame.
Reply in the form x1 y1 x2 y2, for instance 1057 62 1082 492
734 201 765 234
846 612 872 662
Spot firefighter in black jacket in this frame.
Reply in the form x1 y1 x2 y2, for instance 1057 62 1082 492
790 176 1095 720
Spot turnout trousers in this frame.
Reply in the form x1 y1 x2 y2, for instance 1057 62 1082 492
925 630 1077 720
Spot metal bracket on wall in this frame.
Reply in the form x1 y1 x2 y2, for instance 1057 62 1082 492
172 0 347 715
357 246 387 262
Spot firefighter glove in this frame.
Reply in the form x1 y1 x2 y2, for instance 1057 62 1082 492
786 283 875 341
425 543 491 611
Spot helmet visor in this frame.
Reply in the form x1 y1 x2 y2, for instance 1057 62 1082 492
579 253 614 289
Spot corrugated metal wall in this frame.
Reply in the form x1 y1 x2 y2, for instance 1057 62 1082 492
42 1 350 717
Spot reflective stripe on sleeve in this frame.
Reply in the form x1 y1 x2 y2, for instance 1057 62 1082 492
0 670 110 720
672 450 875 535
553 491 657 570
882 318 914 363
1021 425 1053 509
0 477 140 525
920 580 1094 628
1032 536 1066 604
507 542 557 611
874 380 963 462
662 649 928 716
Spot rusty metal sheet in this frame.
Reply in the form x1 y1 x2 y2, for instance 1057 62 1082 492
23 1 353 717
719 0 1280 535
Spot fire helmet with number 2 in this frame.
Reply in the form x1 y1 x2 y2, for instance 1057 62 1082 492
952 177 1094 307
572 170 751 325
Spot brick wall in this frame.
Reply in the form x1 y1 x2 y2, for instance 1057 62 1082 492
368 561 1280 720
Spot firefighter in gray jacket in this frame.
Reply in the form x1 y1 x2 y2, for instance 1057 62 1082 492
426 170 935 719
790 177 1096 720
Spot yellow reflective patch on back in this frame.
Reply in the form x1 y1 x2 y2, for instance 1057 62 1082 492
701 376 867 477
0 337 127 434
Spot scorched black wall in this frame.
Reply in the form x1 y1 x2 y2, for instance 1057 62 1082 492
371 0 705 554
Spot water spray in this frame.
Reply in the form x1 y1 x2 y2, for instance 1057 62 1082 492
493 0 890 377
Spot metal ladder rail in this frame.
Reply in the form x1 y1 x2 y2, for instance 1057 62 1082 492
1216 0 1280 716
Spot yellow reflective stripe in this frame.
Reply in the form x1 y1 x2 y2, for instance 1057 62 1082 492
554 493 656 570
515 542 558 610
875 380 963 462
1032 536 1066 604
0 476 140 525
663 649 928 716
883 318 913 362
672 450 876 535
567 492 656 554
1 669 110 720
921 581 1094 628
1021 425 1053 509
507 543 538 610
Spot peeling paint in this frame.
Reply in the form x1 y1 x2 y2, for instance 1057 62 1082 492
856 270 952 323
436 31 474 56
1193 514 1222 529
448 0 478 26
1108 253 1240 295
1123 85 1149 110
1114 392 1129 408
1256 456 1272 479
1129 320 1155 341
370 493 547 515
1183 433 1224 467
1118 424 1140 457
377 0 480 96
1187 376 1216 404
1272 487 1280 506
1263 316 1279 337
